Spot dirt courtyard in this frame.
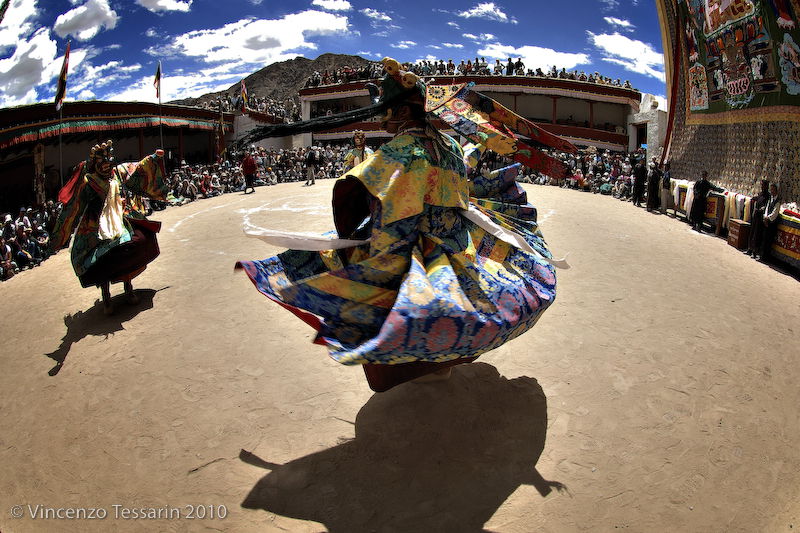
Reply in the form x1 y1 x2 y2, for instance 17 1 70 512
1 182 798 532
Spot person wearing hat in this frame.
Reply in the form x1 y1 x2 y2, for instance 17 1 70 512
236 57 574 392
49 140 169 315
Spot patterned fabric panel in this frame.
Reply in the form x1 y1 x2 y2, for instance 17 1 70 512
238 132 557 366
346 132 469 225
771 213 800 268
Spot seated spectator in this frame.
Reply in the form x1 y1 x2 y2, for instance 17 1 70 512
33 225 50 259
15 207 31 230
2 214 16 240
0 235 17 280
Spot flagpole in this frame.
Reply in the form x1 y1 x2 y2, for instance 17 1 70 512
59 107 64 186
55 39 70 187
156 60 164 149
158 92 164 150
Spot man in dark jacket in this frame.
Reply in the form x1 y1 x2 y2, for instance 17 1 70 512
689 170 724 232
660 162 672 214
631 159 647 207
646 157 662 212
304 146 321 186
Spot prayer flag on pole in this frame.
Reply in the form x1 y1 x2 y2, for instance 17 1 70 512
240 79 248 112
154 61 162 99
54 41 70 111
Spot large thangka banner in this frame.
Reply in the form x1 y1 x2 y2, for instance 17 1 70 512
679 0 800 118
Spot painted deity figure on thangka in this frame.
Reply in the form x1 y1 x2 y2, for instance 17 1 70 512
343 130 374 171
680 0 800 114
50 141 169 314
235 58 575 392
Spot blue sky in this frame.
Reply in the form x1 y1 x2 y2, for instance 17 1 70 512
0 0 667 109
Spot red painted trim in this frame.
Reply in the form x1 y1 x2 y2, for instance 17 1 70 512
660 11 682 165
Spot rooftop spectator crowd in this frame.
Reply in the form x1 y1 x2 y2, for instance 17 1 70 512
304 63 385 88
303 59 636 91
196 94 302 123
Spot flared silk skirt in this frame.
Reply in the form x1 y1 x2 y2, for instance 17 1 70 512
237 202 557 368
79 218 161 288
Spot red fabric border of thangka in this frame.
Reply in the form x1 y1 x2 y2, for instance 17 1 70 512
660 8 683 165
234 262 329 347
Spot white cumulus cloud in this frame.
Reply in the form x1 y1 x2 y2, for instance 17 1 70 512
604 16 634 31
587 31 664 81
161 11 349 65
0 0 39 55
442 42 463 48
0 27 57 107
391 40 416 49
361 8 390 24
312 0 352 11
136 0 192 12
457 2 509 22
54 0 119 41
478 42 591 71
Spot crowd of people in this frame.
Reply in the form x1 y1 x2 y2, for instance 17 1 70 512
196 94 302 122
510 147 786 262
304 59 635 90
4 140 789 283
0 143 361 282
304 63 385 88
1 203 59 280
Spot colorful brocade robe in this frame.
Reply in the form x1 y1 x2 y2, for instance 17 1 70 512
238 130 557 365
51 154 168 278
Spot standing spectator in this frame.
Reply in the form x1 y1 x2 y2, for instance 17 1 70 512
505 58 514 75
305 146 321 186
493 59 503 75
660 162 672 214
747 179 770 257
242 150 257 194
646 158 662 212
631 159 647 207
689 170 724 233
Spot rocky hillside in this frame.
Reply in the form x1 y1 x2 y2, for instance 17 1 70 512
169 53 374 106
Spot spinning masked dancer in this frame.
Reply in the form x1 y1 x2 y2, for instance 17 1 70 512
50 141 169 314
343 130 374 170
236 58 576 391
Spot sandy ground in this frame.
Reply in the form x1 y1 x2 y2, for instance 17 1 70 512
1 181 798 533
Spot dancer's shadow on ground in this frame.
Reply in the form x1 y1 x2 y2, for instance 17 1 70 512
45 287 166 376
240 362 566 533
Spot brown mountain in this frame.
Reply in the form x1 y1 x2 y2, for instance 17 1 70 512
168 53 373 107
